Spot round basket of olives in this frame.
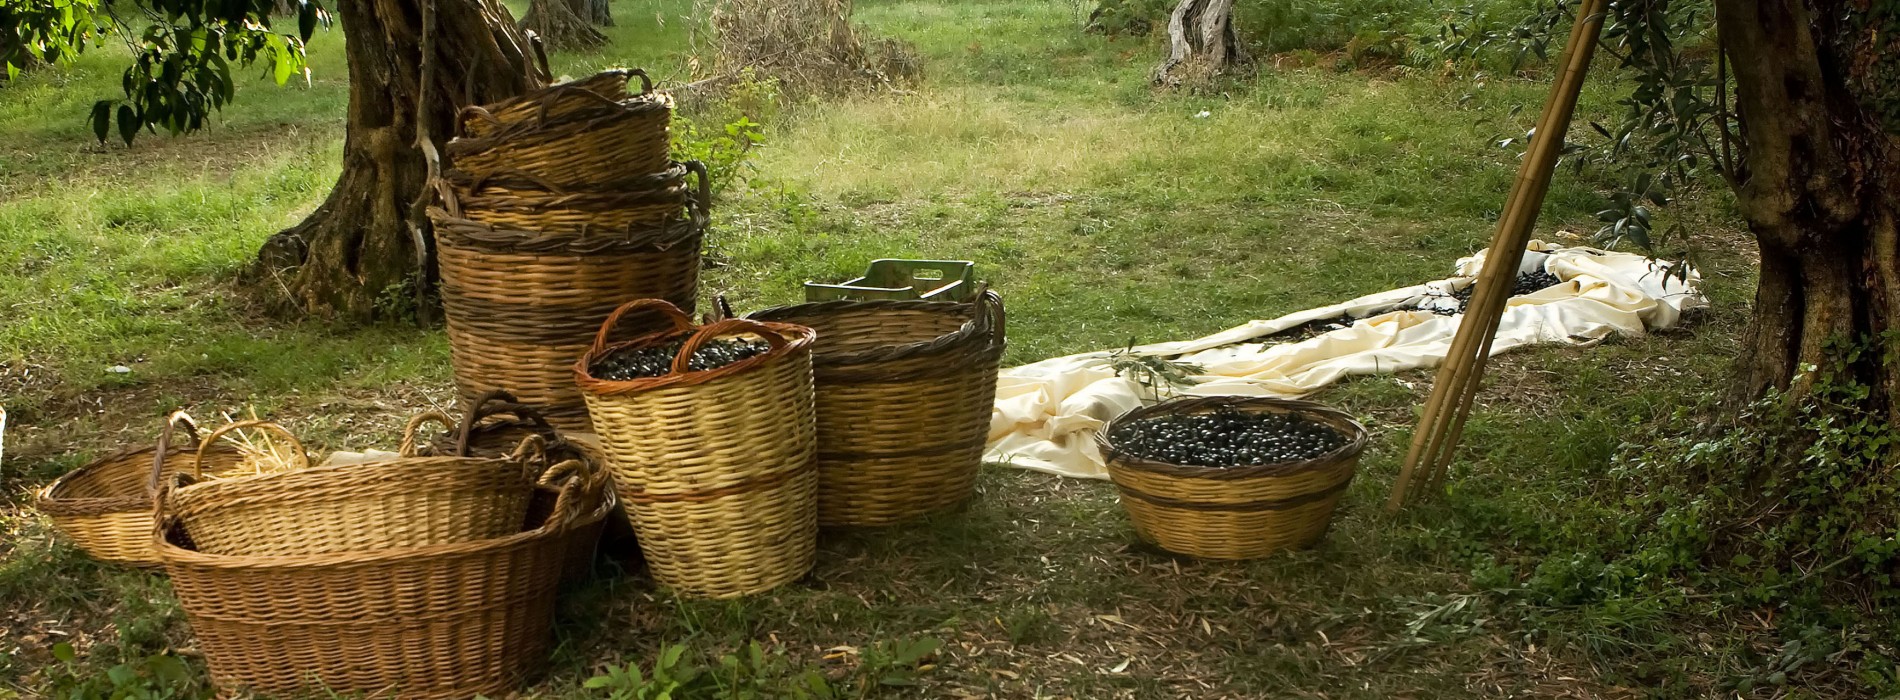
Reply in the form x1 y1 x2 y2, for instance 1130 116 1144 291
1096 396 1367 560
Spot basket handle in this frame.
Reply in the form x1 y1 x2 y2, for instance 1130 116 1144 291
144 411 203 495
506 433 551 479
684 160 712 230
456 390 562 457
669 318 789 375
544 467 588 529
977 288 1006 349
588 299 697 357
170 420 311 484
628 68 654 95
399 410 456 457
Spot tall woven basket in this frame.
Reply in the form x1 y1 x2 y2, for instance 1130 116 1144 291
450 69 674 188
159 418 542 557
35 412 242 567
156 477 586 699
747 291 1005 526
431 163 707 431
1097 397 1367 560
575 299 820 599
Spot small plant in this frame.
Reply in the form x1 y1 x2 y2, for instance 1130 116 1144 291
1106 339 1205 401
42 643 203 700
579 637 938 700
672 70 778 198
583 643 709 699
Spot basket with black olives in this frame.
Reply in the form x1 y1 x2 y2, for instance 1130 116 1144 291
587 337 773 380
1106 408 1350 468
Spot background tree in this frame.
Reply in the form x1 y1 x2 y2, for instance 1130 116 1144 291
520 0 606 50
2 0 544 320
1152 0 1241 87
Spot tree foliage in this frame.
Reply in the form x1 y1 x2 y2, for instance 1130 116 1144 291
0 0 329 144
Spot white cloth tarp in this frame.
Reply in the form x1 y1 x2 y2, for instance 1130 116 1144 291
984 241 1707 479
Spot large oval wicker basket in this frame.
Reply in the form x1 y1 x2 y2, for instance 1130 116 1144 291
35 413 243 567
747 291 1005 526
1097 397 1367 560
155 475 587 699
160 418 542 557
430 165 707 431
450 69 673 188
575 299 819 599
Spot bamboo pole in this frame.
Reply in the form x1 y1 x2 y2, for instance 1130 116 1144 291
1386 0 1607 512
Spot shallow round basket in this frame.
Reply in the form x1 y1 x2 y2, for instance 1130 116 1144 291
155 476 586 699
444 163 692 232
161 418 542 557
457 69 658 138
451 69 673 187
1097 396 1367 560
35 413 244 567
430 167 707 431
574 300 820 599
747 291 1005 526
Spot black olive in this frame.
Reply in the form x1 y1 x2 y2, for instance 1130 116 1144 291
589 338 773 380
1108 408 1348 469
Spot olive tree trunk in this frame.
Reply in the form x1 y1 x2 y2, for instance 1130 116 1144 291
1713 0 1900 414
588 0 612 27
254 0 542 321
520 0 606 50
1153 0 1241 87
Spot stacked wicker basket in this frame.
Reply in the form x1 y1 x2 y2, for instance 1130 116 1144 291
432 69 706 431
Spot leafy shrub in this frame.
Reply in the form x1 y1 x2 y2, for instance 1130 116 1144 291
581 637 940 700
672 71 778 198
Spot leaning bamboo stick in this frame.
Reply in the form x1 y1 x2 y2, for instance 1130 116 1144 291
1387 0 1608 512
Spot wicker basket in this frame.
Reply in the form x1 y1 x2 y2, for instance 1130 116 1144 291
443 163 693 233
420 390 619 583
1097 397 1367 560
450 69 673 187
457 69 656 138
431 165 707 431
161 418 541 557
746 291 1005 526
35 412 243 567
575 299 820 599
155 476 586 699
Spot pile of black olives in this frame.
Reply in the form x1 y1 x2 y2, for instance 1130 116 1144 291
1447 270 1565 311
589 337 772 380
1108 408 1349 468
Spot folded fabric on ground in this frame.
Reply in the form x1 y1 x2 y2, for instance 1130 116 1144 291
985 241 1707 479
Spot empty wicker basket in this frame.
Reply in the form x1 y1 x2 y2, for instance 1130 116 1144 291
575 299 819 599
1097 397 1367 560
450 69 674 189
36 412 242 567
747 291 1005 526
159 418 542 557
156 476 586 699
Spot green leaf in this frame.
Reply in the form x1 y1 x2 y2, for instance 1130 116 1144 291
583 675 613 689
116 104 138 145
90 101 112 142
52 642 77 663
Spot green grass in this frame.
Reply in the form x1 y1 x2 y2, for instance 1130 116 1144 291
0 0 1797 697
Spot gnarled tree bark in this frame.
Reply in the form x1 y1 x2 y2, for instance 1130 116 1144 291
254 0 543 321
520 0 606 51
1712 0 1900 415
1153 0 1241 87
587 0 612 27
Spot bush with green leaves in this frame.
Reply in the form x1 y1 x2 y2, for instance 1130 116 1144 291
672 71 778 198
41 643 204 700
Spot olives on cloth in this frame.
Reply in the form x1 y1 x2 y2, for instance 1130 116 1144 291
1108 408 1348 468
589 338 773 380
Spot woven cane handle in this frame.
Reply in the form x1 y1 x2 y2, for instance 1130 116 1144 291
669 318 790 375
400 410 455 457
455 390 562 457
684 160 712 229
506 433 550 479
590 299 696 357
144 411 202 494
977 288 1006 349
628 68 654 95
182 420 310 481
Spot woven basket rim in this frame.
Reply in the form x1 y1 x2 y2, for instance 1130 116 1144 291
745 291 1005 368
155 478 586 570
38 443 249 517
1097 396 1368 481
573 300 818 396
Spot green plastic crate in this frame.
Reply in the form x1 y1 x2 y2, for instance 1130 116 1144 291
804 260 978 302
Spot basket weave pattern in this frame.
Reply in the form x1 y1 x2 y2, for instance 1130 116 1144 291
1099 397 1367 560
157 480 583 699
36 414 243 567
162 419 540 557
748 292 1005 526
576 300 820 598
450 69 674 189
